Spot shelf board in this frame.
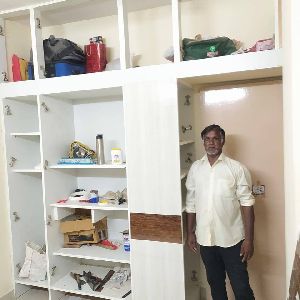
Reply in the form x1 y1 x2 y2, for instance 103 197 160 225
49 163 126 169
12 169 42 173
176 49 282 86
51 265 131 300
15 278 48 289
179 140 194 146
51 202 128 211
53 242 130 264
0 50 282 98
10 132 40 137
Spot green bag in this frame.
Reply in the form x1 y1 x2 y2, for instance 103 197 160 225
182 37 237 61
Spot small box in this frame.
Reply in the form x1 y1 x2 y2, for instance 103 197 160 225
60 214 107 234
61 214 107 246
111 148 123 165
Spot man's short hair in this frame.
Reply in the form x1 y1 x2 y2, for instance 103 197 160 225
201 124 225 141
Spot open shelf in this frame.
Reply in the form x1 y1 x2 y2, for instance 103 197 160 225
53 243 130 264
179 140 194 146
10 132 40 137
51 265 131 300
12 169 42 173
176 49 282 86
51 202 128 211
49 164 126 169
15 278 48 289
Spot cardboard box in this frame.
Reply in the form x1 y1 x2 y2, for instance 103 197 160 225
60 214 107 246
60 214 107 234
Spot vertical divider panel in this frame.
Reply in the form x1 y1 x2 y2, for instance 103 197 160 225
274 0 282 49
38 94 77 291
117 0 131 69
37 95 51 294
30 8 45 80
172 0 182 63
0 18 8 82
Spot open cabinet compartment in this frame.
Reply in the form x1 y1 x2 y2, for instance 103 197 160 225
0 10 33 82
49 257 131 300
7 172 47 286
178 0 281 62
15 284 49 300
34 0 121 77
125 0 174 67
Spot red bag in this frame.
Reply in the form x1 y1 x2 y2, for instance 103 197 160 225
84 42 107 73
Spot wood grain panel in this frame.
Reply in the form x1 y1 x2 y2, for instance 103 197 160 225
130 213 182 244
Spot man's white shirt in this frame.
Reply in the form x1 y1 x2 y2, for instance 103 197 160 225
186 153 255 247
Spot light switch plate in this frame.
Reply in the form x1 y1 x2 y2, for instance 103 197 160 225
252 185 265 195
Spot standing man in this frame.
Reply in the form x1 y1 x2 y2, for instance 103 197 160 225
186 124 255 300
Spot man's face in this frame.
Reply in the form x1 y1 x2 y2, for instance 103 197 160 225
203 129 224 157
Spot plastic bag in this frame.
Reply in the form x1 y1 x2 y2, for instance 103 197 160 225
19 241 47 282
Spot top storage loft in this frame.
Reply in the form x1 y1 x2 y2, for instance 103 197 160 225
0 0 282 83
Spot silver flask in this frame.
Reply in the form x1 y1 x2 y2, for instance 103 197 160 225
96 134 105 164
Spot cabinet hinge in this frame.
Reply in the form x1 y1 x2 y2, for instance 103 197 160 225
12 212 20 222
4 105 12 115
0 25 4 36
9 156 17 167
44 160 49 169
184 95 191 105
2 72 8 82
41 102 49 112
182 125 192 133
35 18 41 29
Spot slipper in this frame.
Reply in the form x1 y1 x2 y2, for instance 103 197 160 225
97 239 118 250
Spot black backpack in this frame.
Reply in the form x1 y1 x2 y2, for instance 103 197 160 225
43 35 86 77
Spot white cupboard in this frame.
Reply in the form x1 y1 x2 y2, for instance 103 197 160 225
0 0 282 299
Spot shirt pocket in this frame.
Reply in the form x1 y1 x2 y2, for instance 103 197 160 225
217 178 236 198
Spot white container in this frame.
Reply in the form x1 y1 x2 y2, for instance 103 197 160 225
111 148 123 165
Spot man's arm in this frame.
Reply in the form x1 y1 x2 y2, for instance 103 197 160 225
240 205 255 262
187 213 197 253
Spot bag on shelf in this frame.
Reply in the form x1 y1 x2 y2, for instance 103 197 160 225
84 36 107 73
12 55 29 82
43 35 86 78
182 36 237 61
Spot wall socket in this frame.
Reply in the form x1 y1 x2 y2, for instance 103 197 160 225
252 185 265 196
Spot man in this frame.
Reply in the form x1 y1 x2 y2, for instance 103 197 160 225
186 124 255 300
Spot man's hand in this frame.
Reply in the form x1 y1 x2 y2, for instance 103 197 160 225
240 239 254 262
187 232 197 253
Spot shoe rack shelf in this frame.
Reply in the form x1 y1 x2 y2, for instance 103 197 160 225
0 0 282 299
53 244 130 264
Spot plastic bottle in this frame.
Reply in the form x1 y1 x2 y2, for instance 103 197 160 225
96 134 105 164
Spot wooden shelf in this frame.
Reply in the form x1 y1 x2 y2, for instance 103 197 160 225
51 265 131 300
53 242 130 264
15 278 48 289
179 140 194 146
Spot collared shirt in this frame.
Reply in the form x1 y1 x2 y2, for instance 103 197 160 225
185 153 255 247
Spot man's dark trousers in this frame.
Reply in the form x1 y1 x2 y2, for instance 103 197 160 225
200 240 255 300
